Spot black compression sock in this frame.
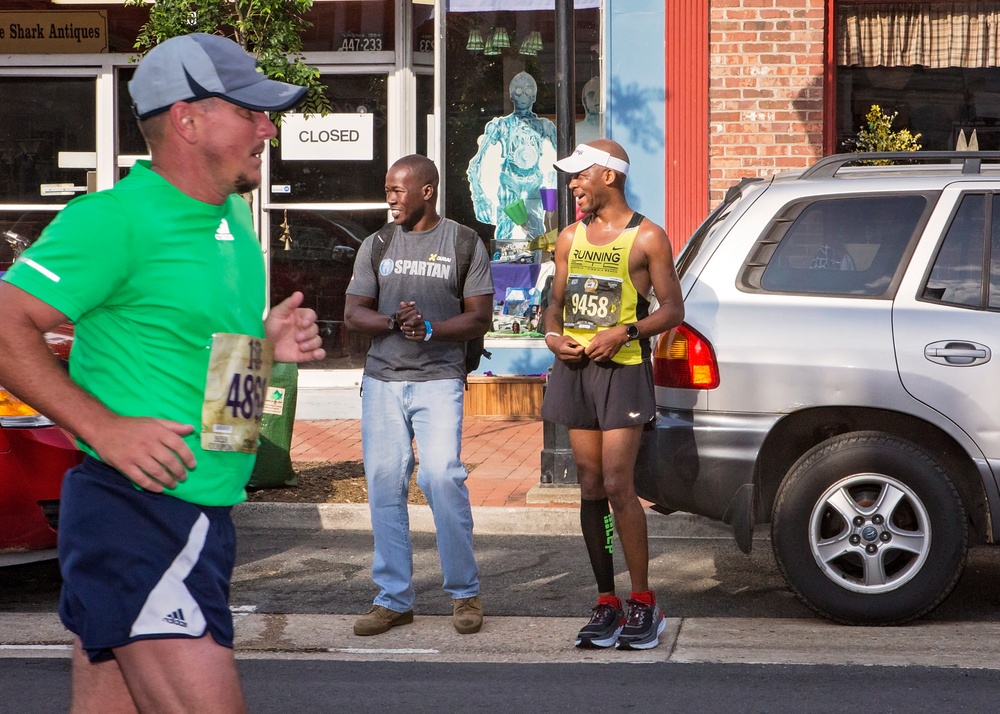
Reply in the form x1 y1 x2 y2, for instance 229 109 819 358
580 497 616 594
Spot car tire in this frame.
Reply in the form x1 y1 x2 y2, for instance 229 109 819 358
771 431 968 625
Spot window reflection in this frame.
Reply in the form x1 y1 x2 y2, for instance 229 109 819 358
269 208 385 368
413 0 435 56
0 211 59 271
758 196 926 297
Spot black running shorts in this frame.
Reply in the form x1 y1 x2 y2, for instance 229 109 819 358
541 357 655 431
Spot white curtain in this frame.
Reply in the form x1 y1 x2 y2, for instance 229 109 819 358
839 2 1000 67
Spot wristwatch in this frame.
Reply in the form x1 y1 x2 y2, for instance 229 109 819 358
387 314 399 332
625 323 640 342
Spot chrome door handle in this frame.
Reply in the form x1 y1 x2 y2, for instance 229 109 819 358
924 341 991 366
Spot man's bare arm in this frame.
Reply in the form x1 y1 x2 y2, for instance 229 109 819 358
636 221 684 337
344 293 399 336
542 225 586 362
0 282 196 491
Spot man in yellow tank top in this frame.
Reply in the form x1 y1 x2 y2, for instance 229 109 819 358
542 139 684 650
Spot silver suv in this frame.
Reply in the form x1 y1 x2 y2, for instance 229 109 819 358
635 151 1000 625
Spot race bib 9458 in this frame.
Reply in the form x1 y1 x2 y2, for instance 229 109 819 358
201 333 274 453
564 274 623 330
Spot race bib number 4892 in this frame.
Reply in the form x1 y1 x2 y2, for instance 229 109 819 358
201 333 274 453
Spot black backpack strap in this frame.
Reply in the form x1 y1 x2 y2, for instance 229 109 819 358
454 225 491 385
369 222 396 303
455 224 480 298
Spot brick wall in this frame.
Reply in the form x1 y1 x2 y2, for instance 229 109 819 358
709 0 826 206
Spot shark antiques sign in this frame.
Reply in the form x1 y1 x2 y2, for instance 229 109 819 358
0 11 108 54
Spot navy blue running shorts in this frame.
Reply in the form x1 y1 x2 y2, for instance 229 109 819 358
541 357 656 431
58 456 237 663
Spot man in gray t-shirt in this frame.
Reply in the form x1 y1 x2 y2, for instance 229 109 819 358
345 154 493 638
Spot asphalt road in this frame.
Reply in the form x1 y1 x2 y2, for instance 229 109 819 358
6 517 1000 712
6 658 1000 713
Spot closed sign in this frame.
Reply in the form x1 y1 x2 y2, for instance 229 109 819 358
280 113 374 161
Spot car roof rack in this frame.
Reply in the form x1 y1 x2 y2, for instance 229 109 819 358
724 176 764 203
800 151 1000 180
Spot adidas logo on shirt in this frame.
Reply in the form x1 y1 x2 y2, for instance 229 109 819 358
215 219 234 241
162 608 189 628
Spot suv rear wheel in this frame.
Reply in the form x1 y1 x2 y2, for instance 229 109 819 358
771 431 968 625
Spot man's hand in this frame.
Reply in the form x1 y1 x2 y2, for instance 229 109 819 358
90 416 197 492
266 292 327 363
583 325 628 363
545 333 586 363
398 301 427 341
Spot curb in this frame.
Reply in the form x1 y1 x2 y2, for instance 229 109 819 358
232 502 743 539
7 613 1000 669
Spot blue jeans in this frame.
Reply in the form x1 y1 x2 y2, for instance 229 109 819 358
361 376 479 612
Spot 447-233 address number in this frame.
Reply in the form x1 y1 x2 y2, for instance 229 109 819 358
339 34 384 51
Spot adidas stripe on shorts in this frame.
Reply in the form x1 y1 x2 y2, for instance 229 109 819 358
58 456 237 663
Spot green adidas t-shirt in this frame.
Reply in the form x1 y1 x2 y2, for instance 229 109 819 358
3 161 266 507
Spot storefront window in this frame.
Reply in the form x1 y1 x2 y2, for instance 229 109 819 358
837 2 1000 151
416 73 434 157
444 8 600 250
268 207 380 368
270 74 388 203
413 0 436 56
116 67 148 164
300 0 394 53
0 77 95 205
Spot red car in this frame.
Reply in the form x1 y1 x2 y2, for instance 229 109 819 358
0 323 83 566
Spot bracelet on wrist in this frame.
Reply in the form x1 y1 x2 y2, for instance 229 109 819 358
544 331 562 340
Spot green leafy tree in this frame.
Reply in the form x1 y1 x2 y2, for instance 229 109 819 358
848 104 922 162
125 0 330 116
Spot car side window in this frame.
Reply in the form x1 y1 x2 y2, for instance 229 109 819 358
743 195 928 297
992 199 1000 309
922 193 986 308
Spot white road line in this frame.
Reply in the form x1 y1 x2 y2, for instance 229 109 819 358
332 648 440 655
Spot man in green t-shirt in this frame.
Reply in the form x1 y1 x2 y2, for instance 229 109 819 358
0 34 324 713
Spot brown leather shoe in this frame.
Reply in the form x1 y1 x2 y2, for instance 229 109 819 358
353 606 414 636
453 595 483 634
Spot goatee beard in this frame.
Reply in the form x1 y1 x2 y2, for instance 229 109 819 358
234 175 259 195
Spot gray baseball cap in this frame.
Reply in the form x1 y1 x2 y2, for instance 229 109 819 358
129 33 308 120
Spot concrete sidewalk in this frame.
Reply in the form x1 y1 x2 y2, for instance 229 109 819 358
290 417 564 509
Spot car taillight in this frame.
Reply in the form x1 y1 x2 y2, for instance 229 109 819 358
652 323 720 389
0 388 53 427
